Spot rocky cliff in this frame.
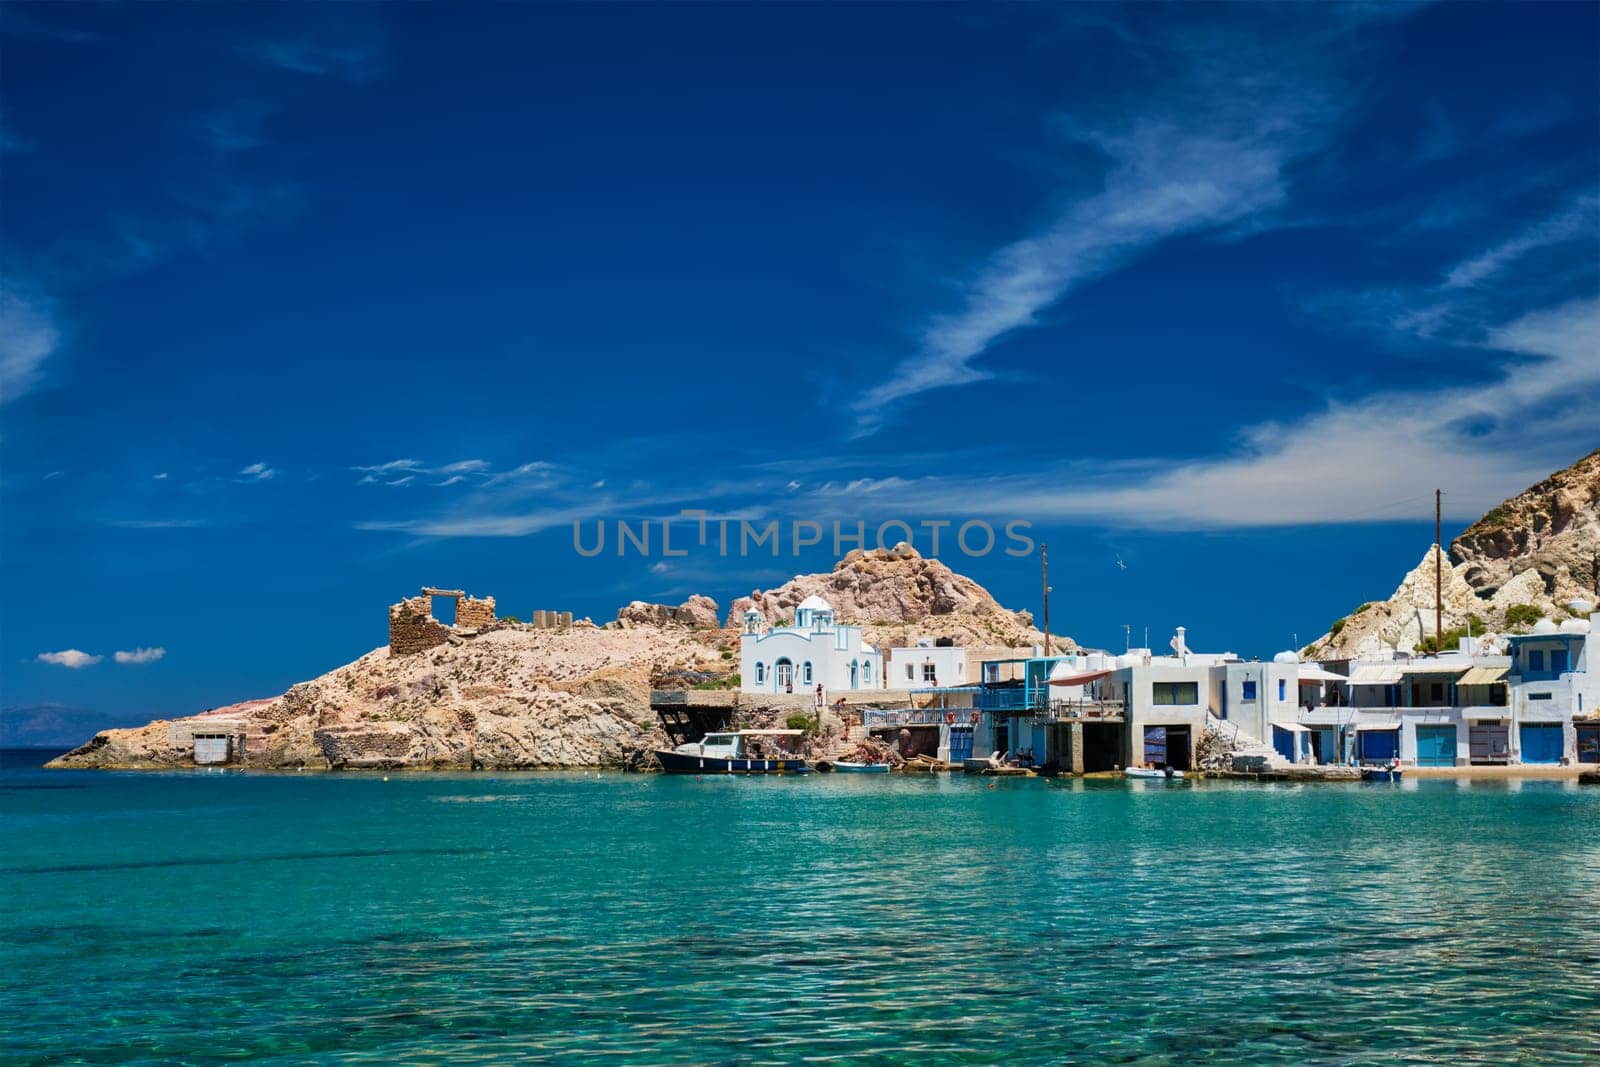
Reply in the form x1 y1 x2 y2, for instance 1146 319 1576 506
728 543 1068 651
49 548 1057 771
47 625 722 771
1305 449 1600 658
1451 448 1599 603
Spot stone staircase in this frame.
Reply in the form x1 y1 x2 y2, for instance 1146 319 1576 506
1204 713 1289 771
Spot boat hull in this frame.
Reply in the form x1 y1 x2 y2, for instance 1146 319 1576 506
655 750 811 774
1125 768 1184 780
1360 767 1403 782
831 762 890 773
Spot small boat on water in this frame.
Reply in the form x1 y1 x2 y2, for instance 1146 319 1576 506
830 761 890 773
1125 766 1185 780
1360 764 1403 782
656 730 811 774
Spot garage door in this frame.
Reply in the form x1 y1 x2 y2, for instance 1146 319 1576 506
1272 725 1296 763
1414 726 1457 767
1520 724 1564 764
1358 730 1399 762
1579 725 1600 765
1469 724 1509 763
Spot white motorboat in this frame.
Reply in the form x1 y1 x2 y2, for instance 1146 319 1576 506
1124 766 1185 780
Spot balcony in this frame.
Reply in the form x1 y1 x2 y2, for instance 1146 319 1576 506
1040 699 1125 723
976 687 1042 714
861 707 971 728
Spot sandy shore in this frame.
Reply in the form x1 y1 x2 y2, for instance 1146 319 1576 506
1405 764 1586 779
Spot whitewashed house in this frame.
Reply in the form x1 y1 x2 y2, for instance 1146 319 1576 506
887 639 970 689
739 595 884 695
1506 609 1599 765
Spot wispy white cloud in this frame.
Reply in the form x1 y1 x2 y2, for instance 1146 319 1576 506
114 647 166 665
1442 194 1599 290
852 14 1368 431
484 461 556 487
0 286 60 405
245 38 387 84
238 461 276 481
0 122 33 154
154 472 169 480
353 459 424 475
356 503 597 538
808 297 1600 529
108 518 208 529
352 458 492 487
37 649 101 669
197 101 273 153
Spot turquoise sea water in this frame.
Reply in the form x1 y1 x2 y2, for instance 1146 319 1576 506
3 753 1599 1065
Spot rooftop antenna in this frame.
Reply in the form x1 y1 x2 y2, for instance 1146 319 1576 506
1143 625 1149 650
1123 624 1131 653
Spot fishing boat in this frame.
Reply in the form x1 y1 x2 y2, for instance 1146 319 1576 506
1360 763 1404 782
1124 766 1185 780
830 761 890 773
655 729 811 774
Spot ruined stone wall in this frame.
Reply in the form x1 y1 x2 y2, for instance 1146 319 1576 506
456 595 497 631
389 596 451 656
530 610 574 629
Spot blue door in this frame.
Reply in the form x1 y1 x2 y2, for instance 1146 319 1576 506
1144 726 1168 766
949 726 973 764
1415 725 1457 767
1314 729 1336 765
1577 725 1600 764
1272 726 1296 762
1520 724 1563 764
1359 730 1398 762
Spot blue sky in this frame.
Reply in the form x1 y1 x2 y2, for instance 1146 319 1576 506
3 2 1597 742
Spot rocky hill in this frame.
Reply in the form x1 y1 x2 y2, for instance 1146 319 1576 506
1451 448 1599 602
48 548 1060 771
729 543 1068 651
47 624 724 771
1305 449 1600 658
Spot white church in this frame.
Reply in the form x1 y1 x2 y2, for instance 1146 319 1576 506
739 595 884 695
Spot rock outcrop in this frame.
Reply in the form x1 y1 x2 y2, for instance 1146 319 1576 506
728 543 1068 651
1306 449 1600 658
49 549 1064 771
615 594 720 630
1451 448 1599 603
48 626 723 771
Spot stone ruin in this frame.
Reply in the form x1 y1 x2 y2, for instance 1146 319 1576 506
529 610 574 629
388 586 498 656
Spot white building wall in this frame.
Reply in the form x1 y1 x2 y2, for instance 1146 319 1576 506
886 646 969 688
1115 664 1211 768
1212 661 1300 746
740 625 884 695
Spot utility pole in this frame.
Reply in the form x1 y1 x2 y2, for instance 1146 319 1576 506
1041 543 1051 657
1435 488 1444 657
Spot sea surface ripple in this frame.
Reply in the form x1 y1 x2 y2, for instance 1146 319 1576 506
2 758 1598 1065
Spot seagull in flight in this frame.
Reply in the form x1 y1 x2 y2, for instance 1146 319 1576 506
1114 555 1128 571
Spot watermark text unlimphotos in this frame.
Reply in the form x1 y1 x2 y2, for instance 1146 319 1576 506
572 511 1034 559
